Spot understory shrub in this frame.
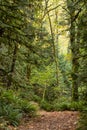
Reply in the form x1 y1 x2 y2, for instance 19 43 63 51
19 100 38 116
40 100 53 111
52 101 83 111
69 101 83 111
0 103 22 126
32 95 41 103
0 89 38 126
52 102 70 111
19 89 35 101
77 110 87 130
39 99 84 112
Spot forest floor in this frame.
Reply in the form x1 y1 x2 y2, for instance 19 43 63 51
9 110 79 130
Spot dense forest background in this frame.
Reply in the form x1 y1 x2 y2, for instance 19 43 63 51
0 0 87 129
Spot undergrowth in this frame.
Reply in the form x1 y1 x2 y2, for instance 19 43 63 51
40 99 84 111
0 89 38 128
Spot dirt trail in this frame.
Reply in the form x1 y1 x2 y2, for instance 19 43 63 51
17 111 79 130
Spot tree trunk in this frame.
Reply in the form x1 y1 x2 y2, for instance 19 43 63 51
44 0 59 86
66 0 80 101
7 43 18 89
26 64 31 83
70 12 79 101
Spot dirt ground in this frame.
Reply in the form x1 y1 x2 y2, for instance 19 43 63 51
13 110 79 130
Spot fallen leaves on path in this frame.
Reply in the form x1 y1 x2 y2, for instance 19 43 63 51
16 111 79 130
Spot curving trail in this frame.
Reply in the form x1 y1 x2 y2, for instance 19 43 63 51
17 111 79 130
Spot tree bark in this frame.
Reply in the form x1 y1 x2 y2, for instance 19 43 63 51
70 9 79 101
7 43 18 89
44 0 59 86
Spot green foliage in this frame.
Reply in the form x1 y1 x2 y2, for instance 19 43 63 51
32 95 41 103
69 101 83 111
31 64 55 86
0 0 46 88
52 102 70 111
52 101 84 111
45 85 63 102
0 90 19 104
19 100 38 116
19 89 34 101
77 111 87 130
0 89 38 126
0 103 22 126
40 100 52 111
19 89 41 103
0 0 87 128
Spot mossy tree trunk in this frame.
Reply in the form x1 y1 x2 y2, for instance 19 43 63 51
7 43 18 89
67 0 81 101
44 0 59 86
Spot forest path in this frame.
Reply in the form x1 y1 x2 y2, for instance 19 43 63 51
16 110 79 130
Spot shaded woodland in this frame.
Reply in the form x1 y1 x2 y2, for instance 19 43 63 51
0 0 87 129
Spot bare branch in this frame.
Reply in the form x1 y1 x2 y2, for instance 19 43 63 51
42 4 61 20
